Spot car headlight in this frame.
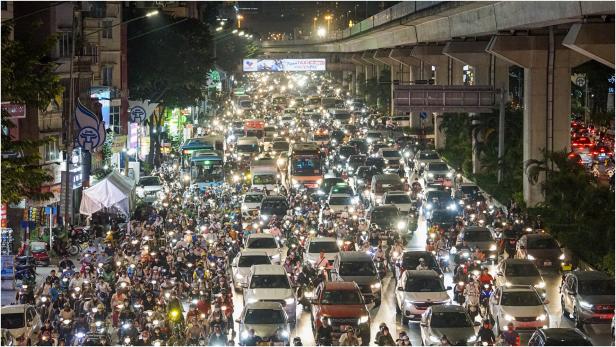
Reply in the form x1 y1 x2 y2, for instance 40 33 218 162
427 173 434 178
430 335 441 343
261 214 269 221
504 314 514 322
537 314 547 321
285 297 295 305
241 330 250 340
426 203 433 210
579 301 594 309
489 244 497 251
358 315 369 324
397 221 407 230
527 255 536 260
534 282 546 289
371 282 381 289
446 172 453 178
399 159 405 164
559 254 565 260
304 290 314 298
467 335 477 343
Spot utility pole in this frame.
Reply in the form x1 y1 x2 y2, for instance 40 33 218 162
64 5 78 227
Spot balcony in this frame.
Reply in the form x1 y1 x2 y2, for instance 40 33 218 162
38 114 63 133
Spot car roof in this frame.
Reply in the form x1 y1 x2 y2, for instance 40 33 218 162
239 250 270 257
245 192 264 197
404 270 440 278
262 195 286 201
570 270 613 281
430 304 466 313
0 305 27 313
248 233 276 239
373 205 398 211
539 328 590 341
338 251 373 261
244 301 285 311
250 264 286 275
323 281 360 291
308 237 337 243
499 285 537 292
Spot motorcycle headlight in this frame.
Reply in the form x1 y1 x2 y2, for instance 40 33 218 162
292 179 298 185
285 297 295 305
75 332 85 339
467 335 477 343
559 254 566 260
527 255 536 260
280 329 289 338
426 203 433 210
489 244 497 251
358 315 369 324
420 162 426 167
428 173 434 178
63 319 71 325
371 282 381 289
446 172 453 178
430 335 441 343
504 314 514 322
534 282 545 289
305 290 314 298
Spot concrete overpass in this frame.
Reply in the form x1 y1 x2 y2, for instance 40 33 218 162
257 1 615 206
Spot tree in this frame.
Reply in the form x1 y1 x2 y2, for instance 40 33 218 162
1 25 63 204
128 11 213 165
214 33 259 74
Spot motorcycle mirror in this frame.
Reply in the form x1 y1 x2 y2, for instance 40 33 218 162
446 286 452 291
474 321 481 326
397 287 403 291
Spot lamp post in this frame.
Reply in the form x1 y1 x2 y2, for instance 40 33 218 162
237 14 243 28
324 14 332 32
313 17 317 34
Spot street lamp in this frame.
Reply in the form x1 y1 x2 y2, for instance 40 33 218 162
324 14 332 32
232 29 238 34
313 17 317 33
215 26 223 32
317 27 326 38
237 14 243 28
238 31 245 37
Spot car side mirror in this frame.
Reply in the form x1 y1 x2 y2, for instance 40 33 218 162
474 321 481 326
446 286 452 291
397 286 403 291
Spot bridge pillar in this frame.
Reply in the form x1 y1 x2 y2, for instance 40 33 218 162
352 53 368 96
374 49 403 116
563 23 615 68
361 51 378 80
487 35 588 207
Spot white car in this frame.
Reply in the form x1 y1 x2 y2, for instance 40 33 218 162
326 193 355 214
489 285 550 333
379 148 403 170
238 302 290 345
304 237 340 267
395 270 450 324
136 176 163 202
231 250 272 290
244 234 283 264
0 304 42 345
262 137 274 152
413 150 441 172
241 192 265 217
423 161 453 184
243 265 297 324
383 190 414 213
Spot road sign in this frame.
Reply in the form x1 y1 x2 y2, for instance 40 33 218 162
419 111 428 120
130 106 147 123
394 85 497 113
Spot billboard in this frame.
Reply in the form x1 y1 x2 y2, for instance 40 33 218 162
243 59 326 72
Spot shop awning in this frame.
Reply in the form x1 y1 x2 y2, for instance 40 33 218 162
79 170 135 217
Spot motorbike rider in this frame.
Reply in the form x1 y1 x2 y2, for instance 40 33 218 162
207 324 228 346
476 319 496 345
396 332 411 346
315 251 331 270
316 317 333 345
374 246 386 263
339 326 361 346
499 322 520 346
375 325 395 346
478 268 494 286
463 277 480 308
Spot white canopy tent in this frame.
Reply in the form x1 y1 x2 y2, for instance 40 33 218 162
79 171 135 218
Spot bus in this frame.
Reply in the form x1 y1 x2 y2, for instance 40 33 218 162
288 142 323 190
181 137 216 167
190 151 225 190
244 119 265 139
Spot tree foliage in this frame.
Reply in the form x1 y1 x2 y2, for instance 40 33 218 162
1 24 62 204
214 33 260 74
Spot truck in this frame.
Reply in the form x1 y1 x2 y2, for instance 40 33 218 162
244 119 265 139
250 158 278 192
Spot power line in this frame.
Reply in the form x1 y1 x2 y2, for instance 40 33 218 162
127 18 188 41
2 2 67 25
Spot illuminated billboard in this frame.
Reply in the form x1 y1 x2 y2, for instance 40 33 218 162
243 59 326 72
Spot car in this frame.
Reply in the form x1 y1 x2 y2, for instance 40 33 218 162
423 189 457 213
237 302 290 345
396 270 451 324
368 205 412 235
0 304 42 345
364 156 386 172
261 136 275 152
304 237 340 267
241 192 265 217
489 285 549 333
370 174 405 205
346 154 366 172
259 195 288 222
365 131 383 144
231 250 272 290
516 233 565 269
331 251 381 305
378 148 403 170
242 265 297 324
420 305 479 346
337 145 358 164
329 183 354 196
456 226 497 261
29 241 50 266
348 139 368 154
243 234 283 264
453 183 482 202
527 328 593 346
317 177 345 197
326 193 355 214
310 281 371 345
394 251 443 281
423 161 453 184
413 150 441 172
495 259 547 298
136 176 163 203
427 209 456 232
560 270 615 328
353 166 378 193
383 191 414 213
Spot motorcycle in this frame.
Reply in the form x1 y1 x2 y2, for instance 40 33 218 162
479 283 493 318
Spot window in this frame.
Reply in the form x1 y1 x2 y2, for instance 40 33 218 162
90 2 106 18
82 44 98 63
44 137 60 162
109 106 120 134
58 31 72 58
102 65 113 86
1 2 8 10
102 20 113 39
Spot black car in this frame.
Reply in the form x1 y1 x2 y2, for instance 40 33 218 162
337 146 358 164
346 154 366 172
528 328 592 346
348 139 368 154
353 166 378 191
259 196 288 219
331 130 345 143
395 251 442 281
364 157 386 172
428 209 456 230
318 177 345 197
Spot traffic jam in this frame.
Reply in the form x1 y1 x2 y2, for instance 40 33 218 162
5 72 614 347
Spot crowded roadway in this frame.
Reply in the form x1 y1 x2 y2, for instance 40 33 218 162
4 73 614 346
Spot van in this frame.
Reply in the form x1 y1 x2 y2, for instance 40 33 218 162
370 174 405 205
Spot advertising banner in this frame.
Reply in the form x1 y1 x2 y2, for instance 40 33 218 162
243 59 326 72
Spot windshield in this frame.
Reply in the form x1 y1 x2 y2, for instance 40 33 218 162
431 211 454 223
138 177 160 186
329 197 353 206
191 161 223 183
261 200 288 211
426 191 452 201
244 309 286 324
381 151 399 158
405 277 445 292
385 195 411 204
244 195 264 203
339 147 357 157
253 175 276 185
365 157 385 168
308 98 321 105
460 186 480 195
463 230 494 242
367 133 381 139
245 130 264 138
308 242 340 253
321 290 363 305
238 255 271 267
273 142 289 151
291 158 322 176
527 237 559 249
339 261 377 276
419 152 439 160
505 263 540 277
349 156 365 165
250 275 290 289
500 291 542 306
31 244 47 252
1 313 24 329
237 144 259 153
247 238 278 249
578 279 615 295
428 163 448 171
375 180 404 194
402 254 438 270
430 312 472 328
334 113 351 120
371 209 399 225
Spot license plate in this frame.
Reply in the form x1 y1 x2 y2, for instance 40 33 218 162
516 321 536 328
544 261 552 266
599 314 613 320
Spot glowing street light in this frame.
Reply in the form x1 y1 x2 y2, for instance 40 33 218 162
215 26 223 32
238 31 245 37
232 29 238 34
146 10 159 17
236 14 244 28
324 14 332 32
317 27 326 38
